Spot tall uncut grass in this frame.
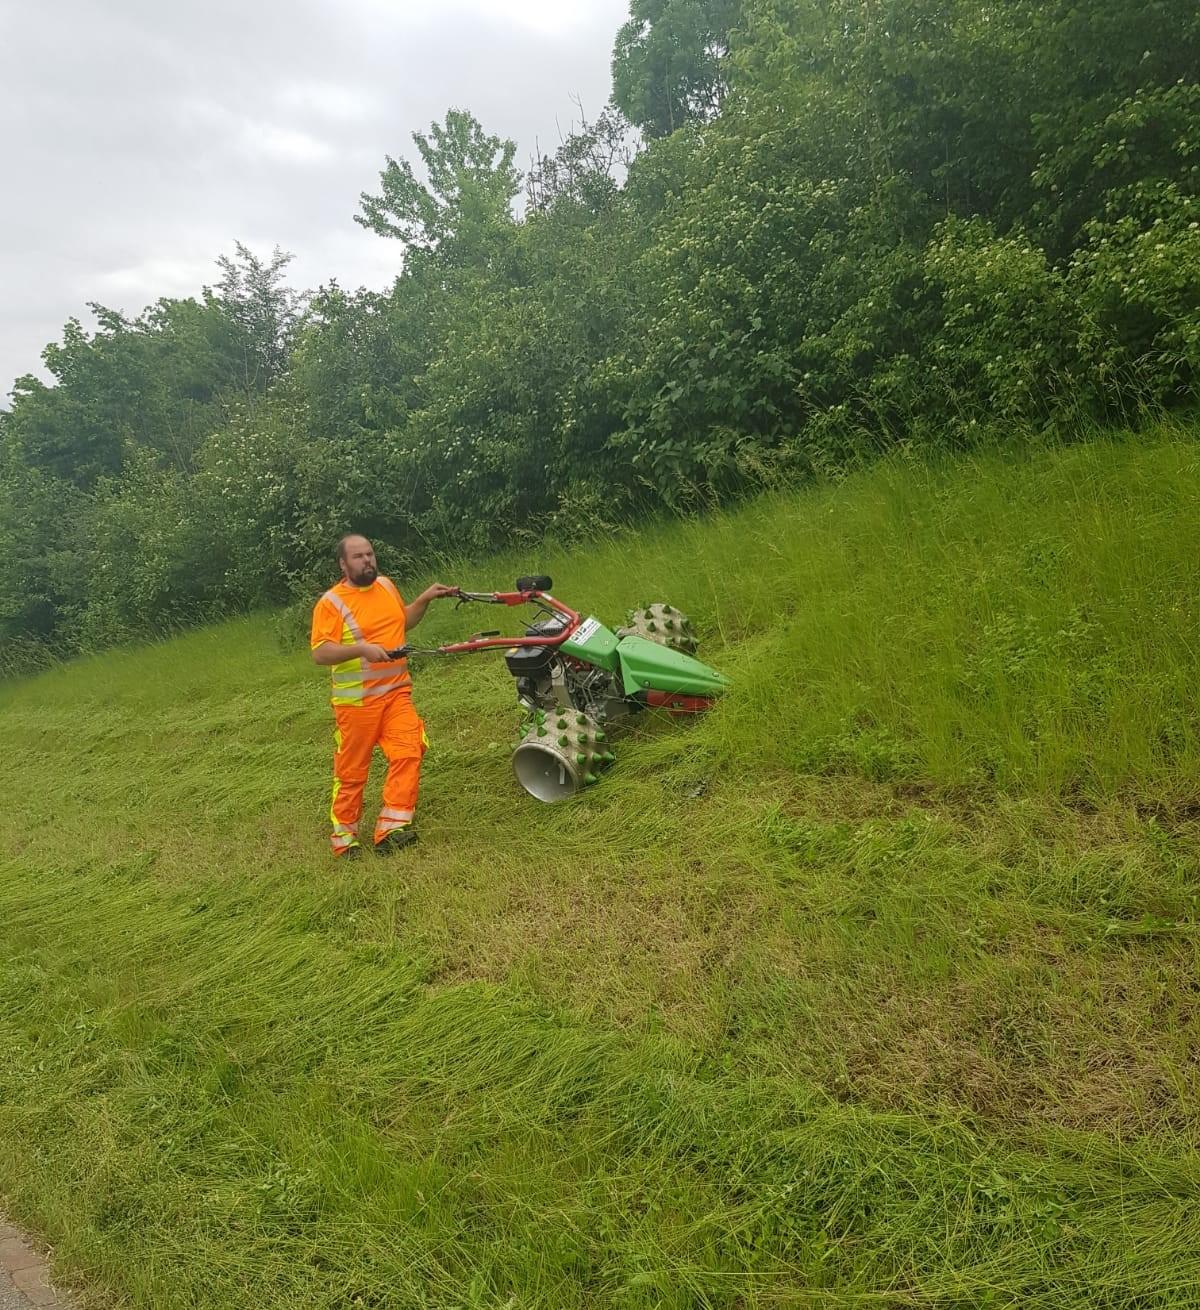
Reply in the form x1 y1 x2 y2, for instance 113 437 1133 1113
1 426 1199 1307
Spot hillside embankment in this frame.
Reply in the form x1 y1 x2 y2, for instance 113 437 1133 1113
1 429 1199 1307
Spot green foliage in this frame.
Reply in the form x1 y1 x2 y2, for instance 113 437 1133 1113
1070 185 1200 401
2 0 1200 660
1025 6 1200 253
526 107 633 215
73 451 230 648
612 0 739 137
289 283 423 441
214 241 303 391
735 0 1036 222
0 456 84 644
5 300 237 487
914 219 1077 429
355 108 520 262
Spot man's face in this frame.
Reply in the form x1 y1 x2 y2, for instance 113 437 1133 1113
340 536 378 586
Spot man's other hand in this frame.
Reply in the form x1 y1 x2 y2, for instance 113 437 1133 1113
312 639 396 667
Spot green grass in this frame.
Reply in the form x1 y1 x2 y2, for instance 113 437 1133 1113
2 426 1200 1307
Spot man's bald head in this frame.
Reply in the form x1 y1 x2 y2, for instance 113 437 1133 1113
337 533 371 564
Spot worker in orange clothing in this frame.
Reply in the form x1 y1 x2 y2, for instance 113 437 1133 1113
311 533 457 858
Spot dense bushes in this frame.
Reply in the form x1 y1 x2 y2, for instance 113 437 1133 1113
1 0 1198 665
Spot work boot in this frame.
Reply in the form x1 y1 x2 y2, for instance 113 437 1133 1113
375 827 418 855
338 843 363 861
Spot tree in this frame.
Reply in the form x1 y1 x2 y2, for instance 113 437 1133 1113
0 426 86 645
526 106 636 215
612 0 739 138
355 109 520 261
4 279 265 487
7 314 152 486
213 242 301 391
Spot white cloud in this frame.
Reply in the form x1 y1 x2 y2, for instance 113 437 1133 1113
91 256 220 300
276 81 381 124
454 0 600 36
239 122 337 164
340 0 592 36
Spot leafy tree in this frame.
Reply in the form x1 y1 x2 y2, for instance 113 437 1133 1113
214 242 302 391
3 283 276 487
526 106 634 216
289 283 416 443
355 109 520 262
0 450 85 644
6 318 133 485
612 0 739 138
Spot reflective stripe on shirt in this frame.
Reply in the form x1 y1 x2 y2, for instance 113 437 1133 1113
331 663 408 686
331 676 412 704
320 590 365 640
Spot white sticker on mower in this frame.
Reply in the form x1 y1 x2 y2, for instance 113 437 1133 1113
572 616 602 645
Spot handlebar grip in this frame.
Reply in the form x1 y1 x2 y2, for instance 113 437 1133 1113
385 645 410 659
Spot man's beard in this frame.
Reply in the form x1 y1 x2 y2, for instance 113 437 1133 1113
350 564 378 586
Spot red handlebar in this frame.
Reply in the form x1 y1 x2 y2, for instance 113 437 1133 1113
438 591 581 654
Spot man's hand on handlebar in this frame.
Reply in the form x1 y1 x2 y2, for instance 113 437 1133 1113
405 582 460 630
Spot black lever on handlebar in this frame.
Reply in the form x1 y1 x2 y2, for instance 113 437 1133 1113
385 643 459 659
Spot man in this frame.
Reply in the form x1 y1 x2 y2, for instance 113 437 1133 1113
310 534 457 858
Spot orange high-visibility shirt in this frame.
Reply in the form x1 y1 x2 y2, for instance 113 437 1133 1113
310 575 412 705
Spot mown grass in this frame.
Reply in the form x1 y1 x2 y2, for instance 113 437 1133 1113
1 426 1199 1307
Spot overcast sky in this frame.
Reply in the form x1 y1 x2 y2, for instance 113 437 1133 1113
0 0 630 398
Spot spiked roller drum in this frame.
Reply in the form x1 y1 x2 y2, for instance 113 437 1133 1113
616 602 699 655
511 707 617 801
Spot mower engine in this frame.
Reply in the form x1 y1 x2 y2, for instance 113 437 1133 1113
508 620 629 724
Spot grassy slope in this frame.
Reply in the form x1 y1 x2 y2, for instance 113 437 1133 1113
1 428 1199 1308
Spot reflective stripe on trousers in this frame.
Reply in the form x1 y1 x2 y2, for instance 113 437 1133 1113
376 805 414 837
329 777 361 855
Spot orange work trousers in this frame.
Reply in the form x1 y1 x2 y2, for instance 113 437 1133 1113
329 692 428 855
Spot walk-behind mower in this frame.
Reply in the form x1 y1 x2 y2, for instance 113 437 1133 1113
387 576 729 801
